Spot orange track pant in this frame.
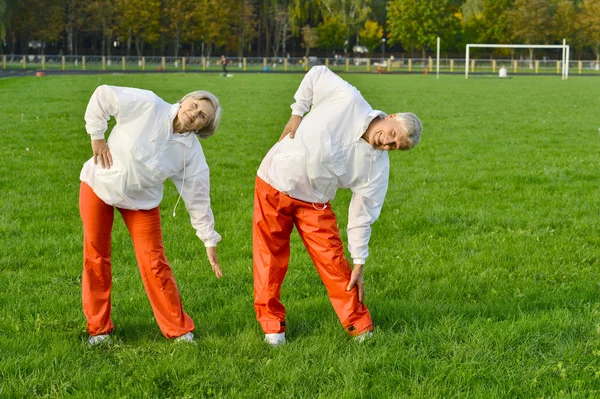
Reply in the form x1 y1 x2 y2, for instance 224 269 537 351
253 177 373 336
79 182 194 338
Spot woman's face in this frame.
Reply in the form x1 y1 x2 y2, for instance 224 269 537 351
174 97 215 133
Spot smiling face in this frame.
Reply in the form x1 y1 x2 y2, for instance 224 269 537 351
173 97 215 133
363 114 411 151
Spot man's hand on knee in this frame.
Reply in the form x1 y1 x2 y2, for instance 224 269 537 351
346 264 365 303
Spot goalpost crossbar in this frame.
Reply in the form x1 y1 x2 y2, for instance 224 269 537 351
465 41 569 80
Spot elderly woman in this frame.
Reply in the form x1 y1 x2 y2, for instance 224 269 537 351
80 85 223 345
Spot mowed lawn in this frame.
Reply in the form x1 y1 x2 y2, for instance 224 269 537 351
1 71 600 398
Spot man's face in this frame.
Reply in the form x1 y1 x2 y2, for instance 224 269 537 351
176 97 215 132
369 114 410 151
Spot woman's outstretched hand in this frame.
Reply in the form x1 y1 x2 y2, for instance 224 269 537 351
205 246 223 279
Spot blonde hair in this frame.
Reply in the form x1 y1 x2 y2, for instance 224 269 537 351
178 90 222 139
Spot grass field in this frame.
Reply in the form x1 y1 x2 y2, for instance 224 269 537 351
1 71 600 397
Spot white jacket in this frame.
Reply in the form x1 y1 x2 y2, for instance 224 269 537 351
257 66 389 264
80 85 221 247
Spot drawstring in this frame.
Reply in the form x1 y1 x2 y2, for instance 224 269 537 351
312 203 327 210
172 146 186 217
367 155 373 183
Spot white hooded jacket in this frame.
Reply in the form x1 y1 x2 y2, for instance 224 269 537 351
80 85 221 247
257 66 389 264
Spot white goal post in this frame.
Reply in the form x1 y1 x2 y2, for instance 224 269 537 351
465 39 570 80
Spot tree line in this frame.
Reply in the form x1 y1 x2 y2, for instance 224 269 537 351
1 0 599 60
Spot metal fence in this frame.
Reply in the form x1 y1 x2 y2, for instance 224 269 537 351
3 54 600 75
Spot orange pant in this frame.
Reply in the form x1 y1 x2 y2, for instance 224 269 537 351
253 177 373 336
79 182 194 338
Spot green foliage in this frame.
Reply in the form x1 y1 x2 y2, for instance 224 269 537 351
301 25 319 57
184 0 236 56
0 0 19 43
319 0 371 37
461 0 483 23
86 0 118 56
162 0 195 57
579 0 600 59
117 0 162 56
553 0 579 45
4 0 600 59
233 0 258 57
289 0 321 36
387 0 461 56
359 19 384 52
461 0 514 56
317 15 347 51
11 0 66 53
507 0 555 45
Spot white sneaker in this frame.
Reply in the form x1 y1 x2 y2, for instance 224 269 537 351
354 331 373 343
174 332 194 343
87 334 111 346
264 332 286 346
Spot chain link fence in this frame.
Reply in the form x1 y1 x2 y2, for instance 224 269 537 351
3 54 600 75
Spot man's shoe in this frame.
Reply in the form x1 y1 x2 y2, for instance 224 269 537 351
87 334 111 346
264 332 286 346
354 330 373 343
174 332 194 343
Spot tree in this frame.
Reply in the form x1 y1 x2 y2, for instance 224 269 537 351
184 0 210 56
507 0 555 63
370 0 387 26
387 0 461 58
163 0 194 58
458 0 514 57
289 0 320 36
553 0 581 52
319 0 371 55
477 0 514 44
15 0 65 55
358 19 383 53
65 0 88 55
317 15 347 53
117 0 161 57
579 0 600 62
234 0 258 58
87 0 117 57
461 0 483 22
185 0 234 58
0 0 19 53
301 24 318 57
270 2 291 59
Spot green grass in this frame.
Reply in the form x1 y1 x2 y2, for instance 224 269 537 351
1 72 600 397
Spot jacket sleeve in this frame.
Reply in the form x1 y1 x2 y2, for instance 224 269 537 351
84 85 156 140
347 160 389 264
290 66 352 116
84 85 120 140
171 145 222 247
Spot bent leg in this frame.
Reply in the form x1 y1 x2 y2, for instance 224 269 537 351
119 207 194 338
80 182 115 335
253 177 294 334
294 203 373 336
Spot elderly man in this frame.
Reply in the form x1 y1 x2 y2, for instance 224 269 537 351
253 66 422 346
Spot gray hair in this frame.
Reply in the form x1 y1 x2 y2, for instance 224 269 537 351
178 90 222 139
393 112 422 150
